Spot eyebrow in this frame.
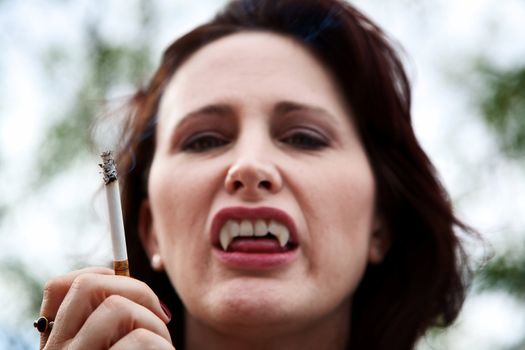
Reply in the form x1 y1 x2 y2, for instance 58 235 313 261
174 104 235 130
173 100 339 131
272 101 339 123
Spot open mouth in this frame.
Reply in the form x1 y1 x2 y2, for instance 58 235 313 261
211 207 299 268
218 219 298 252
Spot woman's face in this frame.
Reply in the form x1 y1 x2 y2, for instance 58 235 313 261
144 32 381 334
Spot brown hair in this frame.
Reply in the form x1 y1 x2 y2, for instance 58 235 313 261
114 0 471 348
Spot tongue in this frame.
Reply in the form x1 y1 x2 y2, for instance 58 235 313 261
227 237 285 253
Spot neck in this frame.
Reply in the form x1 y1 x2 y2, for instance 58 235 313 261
184 303 350 350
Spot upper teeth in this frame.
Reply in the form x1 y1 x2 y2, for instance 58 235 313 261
219 219 290 251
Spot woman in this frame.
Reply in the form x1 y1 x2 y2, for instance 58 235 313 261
37 0 471 349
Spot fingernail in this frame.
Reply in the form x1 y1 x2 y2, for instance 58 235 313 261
160 301 172 322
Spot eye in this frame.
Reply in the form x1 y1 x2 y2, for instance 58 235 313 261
181 133 229 152
280 129 329 150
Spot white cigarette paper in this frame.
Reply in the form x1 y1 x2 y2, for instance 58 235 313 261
99 151 129 273
105 180 127 261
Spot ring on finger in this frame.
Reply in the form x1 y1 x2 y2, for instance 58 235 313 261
33 316 54 333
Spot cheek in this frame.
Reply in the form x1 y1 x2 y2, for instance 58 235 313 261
148 158 221 274
297 158 376 287
149 157 220 227
150 166 203 236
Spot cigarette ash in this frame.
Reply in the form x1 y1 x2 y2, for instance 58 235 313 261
99 151 118 185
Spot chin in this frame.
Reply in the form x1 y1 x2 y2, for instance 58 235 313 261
197 281 304 333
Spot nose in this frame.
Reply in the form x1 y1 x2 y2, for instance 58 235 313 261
224 157 283 198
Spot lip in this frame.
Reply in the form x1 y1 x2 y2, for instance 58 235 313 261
210 206 300 269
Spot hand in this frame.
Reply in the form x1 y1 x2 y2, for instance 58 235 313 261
38 267 174 349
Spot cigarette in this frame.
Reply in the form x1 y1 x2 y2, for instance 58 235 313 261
99 151 129 276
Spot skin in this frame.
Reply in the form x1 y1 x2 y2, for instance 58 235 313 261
141 32 385 349
38 31 387 350
38 267 172 349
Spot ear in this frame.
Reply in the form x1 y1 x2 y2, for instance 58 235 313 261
368 216 391 264
138 199 162 270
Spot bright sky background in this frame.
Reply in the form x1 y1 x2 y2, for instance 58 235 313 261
1 0 524 348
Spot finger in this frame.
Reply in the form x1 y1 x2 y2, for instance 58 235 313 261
50 273 170 344
39 267 114 348
110 328 175 350
40 267 114 318
69 295 171 350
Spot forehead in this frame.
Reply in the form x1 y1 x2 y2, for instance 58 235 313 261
169 31 327 86
158 31 348 120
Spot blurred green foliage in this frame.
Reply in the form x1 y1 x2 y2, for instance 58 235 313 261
470 61 525 349
2 260 44 318
478 255 525 298
36 4 154 183
478 64 525 158
0 1 156 346
474 63 525 300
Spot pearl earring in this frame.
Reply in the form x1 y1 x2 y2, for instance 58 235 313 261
151 254 164 271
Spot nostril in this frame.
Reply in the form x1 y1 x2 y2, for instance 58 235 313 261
258 180 272 190
233 180 243 190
